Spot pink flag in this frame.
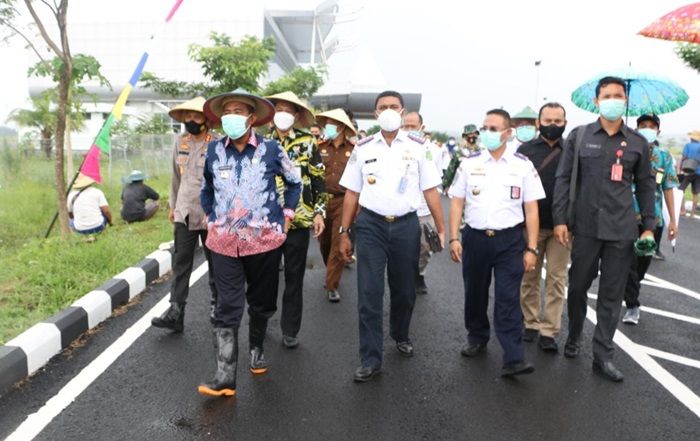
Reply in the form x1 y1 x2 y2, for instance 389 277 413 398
80 145 102 183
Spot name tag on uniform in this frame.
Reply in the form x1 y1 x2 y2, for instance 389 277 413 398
510 186 521 199
365 158 377 164
219 165 232 180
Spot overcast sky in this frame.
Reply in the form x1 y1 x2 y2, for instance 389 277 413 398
0 0 698 138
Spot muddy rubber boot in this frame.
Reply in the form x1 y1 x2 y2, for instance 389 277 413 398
151 302 185 333
249 318 268 375
198 328 238 397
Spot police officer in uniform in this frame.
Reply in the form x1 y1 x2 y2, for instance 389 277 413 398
338 90 445 382
552 77 655 382
449 109 545 377
316 108 358 302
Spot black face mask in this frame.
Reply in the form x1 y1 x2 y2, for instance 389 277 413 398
185 120 205 135
539 124 566 141
466 136 478 144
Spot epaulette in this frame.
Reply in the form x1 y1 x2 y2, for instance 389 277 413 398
514 152 529 161
356 135 374 146
407 133 426 144
466 151 481 159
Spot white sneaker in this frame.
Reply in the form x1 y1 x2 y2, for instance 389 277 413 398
622 307 640 325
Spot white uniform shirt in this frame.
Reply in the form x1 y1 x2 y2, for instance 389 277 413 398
448 150 545 230
67 187 109 231
417 141 444 217
340 131 441 217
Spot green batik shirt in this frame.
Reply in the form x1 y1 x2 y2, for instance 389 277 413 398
273 129 328 229
442 147 475 188
634 144 679 227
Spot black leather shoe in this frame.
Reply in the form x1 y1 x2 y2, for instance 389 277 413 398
396 341 414 357
501 361 535 377
151 302 185 332
538 336 558 353
564 338 581 359
415 275 428 295
593 360 624 382
460 341 487 357
282 335 299 349
353 365 381 382
522 328 539 342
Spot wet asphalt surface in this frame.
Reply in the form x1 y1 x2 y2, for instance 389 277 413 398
0 201 698 441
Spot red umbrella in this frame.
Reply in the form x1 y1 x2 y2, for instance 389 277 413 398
639 2 700 43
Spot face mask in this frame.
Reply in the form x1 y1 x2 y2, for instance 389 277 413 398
377 109 402 132
273 111 295 131
324 124 338 140
185 120 205 135
598 99 626 121
480 130 504 151
448 139 456 146
466 135 478 144
539 124 566 141
221 114 250 140
407 130 422 138
515 125 537 143
638 128 658 143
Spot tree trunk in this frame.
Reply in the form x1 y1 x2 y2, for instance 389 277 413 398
54 62 71 238
65 114 74 177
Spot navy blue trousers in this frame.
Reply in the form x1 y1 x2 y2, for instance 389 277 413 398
354 209 421 369
462 225 525 364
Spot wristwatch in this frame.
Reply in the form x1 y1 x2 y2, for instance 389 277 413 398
525 247 540 257
339 226 351 235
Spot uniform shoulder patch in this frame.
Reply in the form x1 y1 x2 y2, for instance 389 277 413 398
466 151 482 159
407 134 426 144
514 152 529 161
356 135 374 146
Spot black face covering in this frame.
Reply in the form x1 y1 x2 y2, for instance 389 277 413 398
185 120 205 135
539 124 566 142
466 135 478 144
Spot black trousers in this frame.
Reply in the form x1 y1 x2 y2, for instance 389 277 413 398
354 209 420 369
211 247 283 347
624 225 661 308
567 235 634 362
462 225 525 364
171 221 217 304
281 228 310 337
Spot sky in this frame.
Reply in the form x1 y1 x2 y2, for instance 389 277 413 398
0 0 698 139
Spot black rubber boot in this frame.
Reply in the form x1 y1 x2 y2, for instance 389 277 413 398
151 302 185 332
209 293 217 325
249 317 268 375
198 328 238 397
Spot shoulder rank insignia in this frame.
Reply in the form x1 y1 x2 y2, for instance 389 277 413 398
407 134 426 144
467 151 482 159
357 136 374 146
514 152 528 161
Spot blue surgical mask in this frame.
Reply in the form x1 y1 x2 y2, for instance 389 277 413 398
638 128 658 143
480 130 504 151
598 99 626 121
324 123 338 140
221 114 250 140
516 125 537 143
408 130 422 138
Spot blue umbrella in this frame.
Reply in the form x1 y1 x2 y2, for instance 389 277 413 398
571 67 688 117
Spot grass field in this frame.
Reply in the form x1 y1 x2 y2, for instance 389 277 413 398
0 149 173 344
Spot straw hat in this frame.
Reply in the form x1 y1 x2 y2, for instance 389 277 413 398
72 173 95 190
688 130 700 141
203 89 274 127
265 91 316 129
168 97 206 122
315 108 358 137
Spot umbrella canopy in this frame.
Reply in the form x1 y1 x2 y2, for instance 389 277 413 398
639 3 700 44
570 68 688 116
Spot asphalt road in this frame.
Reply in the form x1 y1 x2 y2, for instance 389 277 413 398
1 204 698 441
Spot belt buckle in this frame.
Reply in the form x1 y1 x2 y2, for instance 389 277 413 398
485 229 496 237
384 215 396 223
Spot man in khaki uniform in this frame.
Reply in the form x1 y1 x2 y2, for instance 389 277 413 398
316 109 357 302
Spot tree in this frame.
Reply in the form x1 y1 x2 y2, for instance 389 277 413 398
366 125 381 136
141 32 325 99
134 114 173 135
676 43 700 73
7 93 55 158
429 131 450 144
263 65 326 99
1 0 78 237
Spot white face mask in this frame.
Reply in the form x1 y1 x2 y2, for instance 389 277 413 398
377 109 402 132
273 111 295 131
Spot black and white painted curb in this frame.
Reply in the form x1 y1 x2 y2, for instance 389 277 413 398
0 242 174 395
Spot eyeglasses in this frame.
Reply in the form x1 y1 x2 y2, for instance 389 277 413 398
480 126 503 133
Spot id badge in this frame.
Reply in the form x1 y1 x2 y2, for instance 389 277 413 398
510 186 521 199
655 169 664 185
426 150 433 161
610 163 623 182
398 176 408 193
219 166 232 180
